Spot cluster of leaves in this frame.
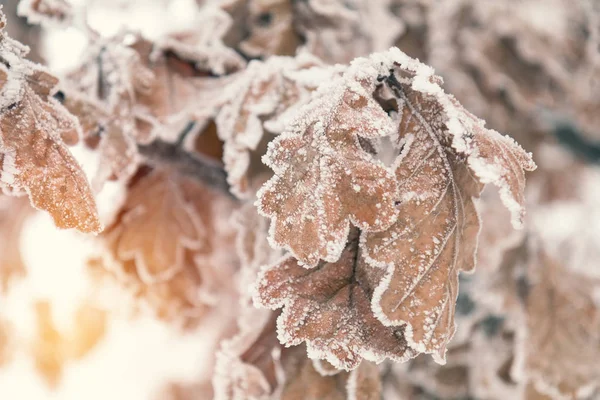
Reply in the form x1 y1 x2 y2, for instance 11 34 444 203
0 0 599 399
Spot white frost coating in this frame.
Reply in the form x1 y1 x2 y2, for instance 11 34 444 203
365 46 536 228
0 147 19 186
0 36 31 110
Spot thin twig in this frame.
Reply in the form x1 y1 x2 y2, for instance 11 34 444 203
138 139 235 198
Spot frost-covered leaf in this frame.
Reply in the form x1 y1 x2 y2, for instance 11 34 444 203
0 22 100 233
214 312 281 400
518 251 600 399
157 6 245 76
255 229 416 370
102 168 211 282
256 63 399 266
99 167 237 325
361 49 534 361
217 54 331 198
66 34 239 188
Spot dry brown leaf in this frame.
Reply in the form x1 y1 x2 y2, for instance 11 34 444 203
255 229 416 370
257 68 398 266
519 251 600 399
100 166 237 325
217 55 330 198
361 59 534 362
103 168 210 282
0 27 100 232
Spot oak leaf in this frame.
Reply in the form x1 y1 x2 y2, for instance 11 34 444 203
217 54 331 198
0 23 100 233
99 167 237 325
103 168 211 283
254 229 416 370
256 67 398 266
361 56 534 362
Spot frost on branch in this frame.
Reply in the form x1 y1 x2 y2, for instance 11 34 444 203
256 63 398 266
217 54 332 198
360 53 534 362
0 15 101 233
255 229 417 370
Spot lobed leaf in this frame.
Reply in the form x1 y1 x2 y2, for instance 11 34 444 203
257 70 398 266
360 51 534 362
0 62 100 232
254 229 416 370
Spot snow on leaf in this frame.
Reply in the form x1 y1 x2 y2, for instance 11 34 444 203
216 55 331 198
157 5 245 76
0 23 100 232
361 50 534 362
254 229 417 370
256 65 398 266
518 251 600 399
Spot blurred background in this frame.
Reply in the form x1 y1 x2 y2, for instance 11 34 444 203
0 0 599 399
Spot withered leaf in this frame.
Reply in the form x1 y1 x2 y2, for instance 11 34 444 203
521 251 600 399
99 166 237 325
361 54 534 362
213 312 281 400
0 29 100 232
255 229 416 370
257 70 398 266
102 168 210 283
217 55 330 198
